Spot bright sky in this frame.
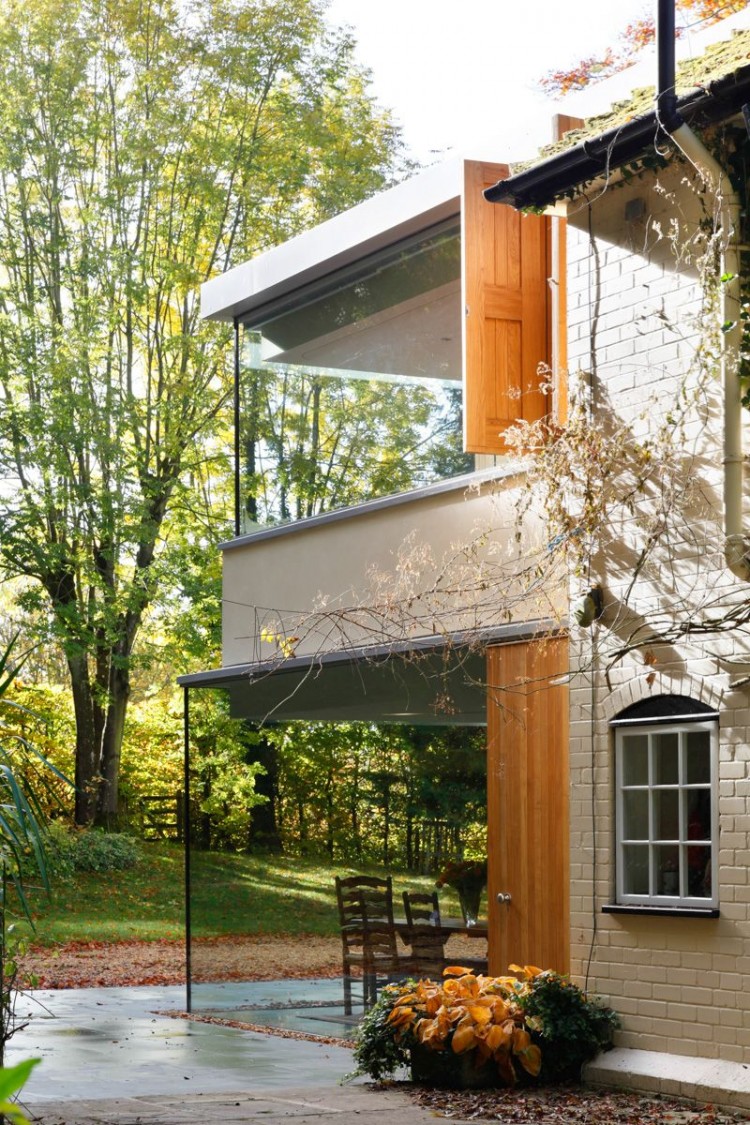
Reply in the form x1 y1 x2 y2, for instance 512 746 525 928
324 1 749 164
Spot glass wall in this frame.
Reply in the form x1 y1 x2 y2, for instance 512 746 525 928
184 680 488 1032
237 221 472 533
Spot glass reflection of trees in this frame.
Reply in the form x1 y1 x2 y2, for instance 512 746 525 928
240 365 471 528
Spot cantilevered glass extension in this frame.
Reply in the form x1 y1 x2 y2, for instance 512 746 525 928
236 220 473 533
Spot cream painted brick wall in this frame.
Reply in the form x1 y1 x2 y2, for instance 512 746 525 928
564 163 750 1063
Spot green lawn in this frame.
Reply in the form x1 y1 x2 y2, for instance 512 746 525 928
16 843 464 946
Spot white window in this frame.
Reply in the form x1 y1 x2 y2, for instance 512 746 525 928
614 712 718 910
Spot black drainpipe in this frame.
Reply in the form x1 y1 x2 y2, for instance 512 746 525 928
657 0 683 132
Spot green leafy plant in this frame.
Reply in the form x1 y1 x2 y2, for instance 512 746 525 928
63 830 141 874
514 966 620 1081
0 638 71 1062
0 1057 41 1125
350 983 411 1082
351 965 618 1087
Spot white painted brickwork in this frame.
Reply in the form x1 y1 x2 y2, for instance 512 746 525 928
564 162 750 1062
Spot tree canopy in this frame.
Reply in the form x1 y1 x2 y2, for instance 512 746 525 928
0 0 404 825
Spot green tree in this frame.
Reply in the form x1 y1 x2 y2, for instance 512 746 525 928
0 0 403 825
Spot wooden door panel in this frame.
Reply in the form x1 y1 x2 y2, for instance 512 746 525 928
486 638 569 974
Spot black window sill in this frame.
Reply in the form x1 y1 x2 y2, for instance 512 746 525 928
602 904 719 919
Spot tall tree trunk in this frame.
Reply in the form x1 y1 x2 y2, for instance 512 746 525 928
67 653 100 825
95 662 131 828
245 726 281 851
325 765 335 860
305 380 322 518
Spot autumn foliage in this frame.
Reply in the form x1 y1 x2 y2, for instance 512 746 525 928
352 965 619 1086
540 0 749 96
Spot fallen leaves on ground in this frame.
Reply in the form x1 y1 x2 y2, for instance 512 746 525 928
164 1009 350 1049
17 938 750 1124
18 933 484 990
17 933 344 989
409 1083 750 1123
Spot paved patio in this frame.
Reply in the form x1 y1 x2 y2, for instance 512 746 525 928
7 980 363 1103
5 980 440 1124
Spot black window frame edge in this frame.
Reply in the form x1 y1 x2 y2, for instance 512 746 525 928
610 711 719 727
602 904 719 919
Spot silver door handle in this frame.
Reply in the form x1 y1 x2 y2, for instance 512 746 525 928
496 892 512 905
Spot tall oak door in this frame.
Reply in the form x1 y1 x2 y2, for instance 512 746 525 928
486 637 569 974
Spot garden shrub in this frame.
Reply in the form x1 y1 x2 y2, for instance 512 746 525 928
516 968 620 1081
21 825 142 878
66 830 142 872
351 965 618 1086
351 984 411 1082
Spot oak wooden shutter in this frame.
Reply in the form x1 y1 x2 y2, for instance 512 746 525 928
462 161 551 455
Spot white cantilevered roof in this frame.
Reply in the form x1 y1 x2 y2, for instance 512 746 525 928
200 158 467 324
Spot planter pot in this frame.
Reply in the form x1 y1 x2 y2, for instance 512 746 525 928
410 1044 498 1088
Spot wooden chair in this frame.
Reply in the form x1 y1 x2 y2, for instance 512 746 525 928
335 875 410 1014
403 889 489 978
402 890 446 978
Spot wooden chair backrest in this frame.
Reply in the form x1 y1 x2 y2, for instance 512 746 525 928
402 889 445 972
402 890 440 927
335 875 398 962
335 875 394 926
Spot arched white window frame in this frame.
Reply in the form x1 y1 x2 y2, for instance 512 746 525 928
614 715 719 910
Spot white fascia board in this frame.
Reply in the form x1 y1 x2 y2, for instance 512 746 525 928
200 158 468 324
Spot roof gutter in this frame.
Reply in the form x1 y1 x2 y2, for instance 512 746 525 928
484 64 750 211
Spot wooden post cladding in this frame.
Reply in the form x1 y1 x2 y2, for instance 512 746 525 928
486 637 570 974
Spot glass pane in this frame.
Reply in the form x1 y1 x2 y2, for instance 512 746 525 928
187 684 492 1030
238 360 471 529
621 735 648 785
654 732 678 784
654 789 679 840
687 846 712 898
686 730 711 783
623 791 649 839
623 845 649 895
686 789 711 842
237 223 474 532
254 224 462 379
656 845 680 895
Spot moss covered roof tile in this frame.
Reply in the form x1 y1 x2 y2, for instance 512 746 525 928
517 27 750 171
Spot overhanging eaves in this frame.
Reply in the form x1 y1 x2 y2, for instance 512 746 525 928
178 620 560 726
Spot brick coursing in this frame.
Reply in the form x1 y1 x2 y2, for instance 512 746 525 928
564 161 750 1061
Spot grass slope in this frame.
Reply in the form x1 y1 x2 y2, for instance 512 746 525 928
17 843 467 946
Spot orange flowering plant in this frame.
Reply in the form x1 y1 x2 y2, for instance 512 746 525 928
351 964 619 1086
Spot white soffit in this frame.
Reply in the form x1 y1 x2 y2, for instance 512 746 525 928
201 158 468 324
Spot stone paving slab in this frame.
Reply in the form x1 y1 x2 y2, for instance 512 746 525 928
21 1085 436 1125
